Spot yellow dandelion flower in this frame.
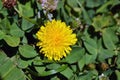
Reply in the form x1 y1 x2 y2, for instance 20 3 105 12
36 19 77 60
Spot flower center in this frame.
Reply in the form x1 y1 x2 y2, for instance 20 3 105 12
52 34 62 47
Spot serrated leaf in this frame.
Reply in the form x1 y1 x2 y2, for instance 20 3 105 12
3 35 20 47
19 44 37 58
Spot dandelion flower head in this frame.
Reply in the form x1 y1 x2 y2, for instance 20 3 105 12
36 19 77 60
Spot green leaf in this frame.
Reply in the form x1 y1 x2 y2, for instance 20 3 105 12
65 47 85 64
42 65 67 76
111 0 120 8
116 54 120 68
46 63 60 70
115 70 120 80
0 50 8 64
102 28 116 50
21 18 34 31
87 9 95 18
78 70 98 80
60 67 73 79
0 18 10 34
18 2 33 17
0 51 26 80
57 0 64 10
78 55 85 71
85 53 97 64
77 0 92 25
71 65 77 72
34 59 46 74
17 58 33 69
98 49 114 61
29 64 68 76
67 0 78 8
86 0 104 8
19 44 37 58
97 0 120 13
21 36 28 44
97 33 115 61
0 1 2 9
51 76 60 80
3 35 20 47
102 69 113 77
0 30 5 40
106 27 118 43
92 15 114 32
0 8 8 16
96 1 112 13
17 58 28 69
61 7 70 23
10 23 24 37
36 1 42 10
70 74 78 80
82 36 97 54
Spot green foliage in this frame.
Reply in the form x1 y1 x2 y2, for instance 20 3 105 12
3 35 20 47
65 47 85 64
0 51 26 80
0 0 120 80
86 0 104 8
19 44 37 58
